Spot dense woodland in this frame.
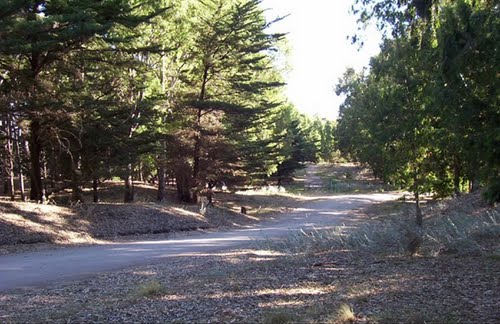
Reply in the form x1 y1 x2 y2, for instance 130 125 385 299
336 0 499 221
0 0 335 204
0 0 498 215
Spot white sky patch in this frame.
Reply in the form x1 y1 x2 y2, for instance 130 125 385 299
262 0 382 120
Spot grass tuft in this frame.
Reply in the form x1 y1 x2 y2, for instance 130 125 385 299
133 280 167 298
335 303 356 323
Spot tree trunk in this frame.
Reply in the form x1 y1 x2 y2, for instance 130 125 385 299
29 119 44 202
42 156 48 201
137 161 143 183
191 65 210 204
92 178 99 203
453 155 461 197
23 138 30 200
415 189 422 227
71 155 84 203
3 180 9 195
15 129 26 201
192 108 202 190
468 153 480 192
157 166 166 202
157 138 167 202
175 160 192 203
414 171 423 227
124 163 134 203
469 177 480 192
5 115 15 201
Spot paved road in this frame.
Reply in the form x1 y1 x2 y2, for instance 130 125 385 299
0 192 398 292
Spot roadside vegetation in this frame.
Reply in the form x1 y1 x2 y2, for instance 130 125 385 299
0 163 382 254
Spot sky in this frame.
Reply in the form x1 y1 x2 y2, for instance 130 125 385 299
261 0 382 120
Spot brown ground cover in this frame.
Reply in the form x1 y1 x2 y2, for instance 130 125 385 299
1 215 498 323
0 181 305 254
1 164 498 323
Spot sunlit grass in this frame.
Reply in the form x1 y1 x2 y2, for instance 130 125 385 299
334 303 356 323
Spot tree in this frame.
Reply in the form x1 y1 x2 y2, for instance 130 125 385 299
272 104 319 184
0 0 167 201
173 0 285 202
319 119 336 162
337 0 500 227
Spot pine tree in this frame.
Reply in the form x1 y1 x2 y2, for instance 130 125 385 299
0 0 167 201
174 0 285 201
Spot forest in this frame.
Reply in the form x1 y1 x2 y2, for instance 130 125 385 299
336 0 499 220
0 0 335 204
0 0 498 210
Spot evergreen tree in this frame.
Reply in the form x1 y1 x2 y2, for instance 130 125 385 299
174 0 285 201
0 0 167 201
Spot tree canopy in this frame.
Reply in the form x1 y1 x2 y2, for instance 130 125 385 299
337 0 499 222
0 0 336 204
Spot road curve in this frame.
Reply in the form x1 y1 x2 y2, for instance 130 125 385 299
0 192 398 292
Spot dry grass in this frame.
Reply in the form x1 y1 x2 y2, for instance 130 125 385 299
313 162 391 194
0 180 306 253
1 166 498 323
270 191 500 258
335 304 356 323
0 245 498 323
0 163 366 253
262 309 295 324
0 202 286 255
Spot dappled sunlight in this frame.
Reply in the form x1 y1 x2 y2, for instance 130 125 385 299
29 295 68 305
255 285 333 298
169 207 206 220
131 270 157 277
261 299 307 307
158 294 189 302
0 295 14 302
0 205 96 245
234 189 307 202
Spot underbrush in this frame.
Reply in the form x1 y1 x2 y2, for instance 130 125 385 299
272 193 500 258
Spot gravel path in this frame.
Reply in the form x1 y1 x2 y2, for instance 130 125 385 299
304 164 324 189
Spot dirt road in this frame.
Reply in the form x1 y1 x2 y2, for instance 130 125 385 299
0 166 398 292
